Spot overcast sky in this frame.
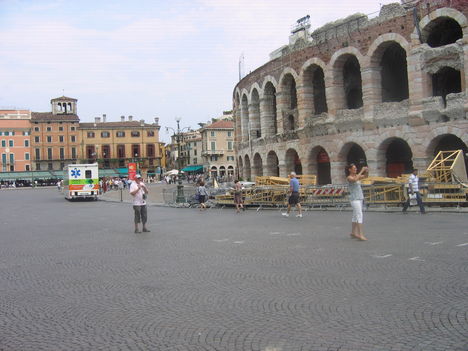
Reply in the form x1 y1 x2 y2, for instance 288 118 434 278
0 0 396 141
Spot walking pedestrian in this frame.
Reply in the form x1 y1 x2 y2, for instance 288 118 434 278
346 163 368 241
197 181 208 210
282 172 303 218
402 168 426 214
233 180 244 213
129 174 150 233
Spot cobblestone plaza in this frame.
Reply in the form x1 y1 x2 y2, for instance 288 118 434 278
0 188 467 351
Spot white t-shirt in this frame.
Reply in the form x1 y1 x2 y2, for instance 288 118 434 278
130 181 146 206
408 174 419 192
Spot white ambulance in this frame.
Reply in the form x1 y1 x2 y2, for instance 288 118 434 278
64 163 100 200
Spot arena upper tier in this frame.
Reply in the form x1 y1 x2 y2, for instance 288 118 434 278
233 1 468 184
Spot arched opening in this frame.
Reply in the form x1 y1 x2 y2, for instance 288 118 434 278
251 89 261 138
343 56 363 109
313 68 328 114
425 17 463 48
287 115 295 131
285 148 302 175
264 82 278 136
386 139 413 177
241 94 249 142
266 151 279 176
303 65 328 116
432 134 468 177
316 148 331 185
227 165 234 177
381 43 409 102
244 155 251 181
347 144 367 167
253 153 263 178
219 166 226 178
211 166 218 179
282 74 298 109
432 67 462 106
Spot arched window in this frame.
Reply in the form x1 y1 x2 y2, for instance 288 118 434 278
381 43 409 102
343 56 363 109
432 67 462 106
425 17 463 48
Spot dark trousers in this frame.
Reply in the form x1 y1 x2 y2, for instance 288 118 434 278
402 191 425 213
133 205 147 224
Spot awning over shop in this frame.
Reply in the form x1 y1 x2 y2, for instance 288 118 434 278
32 171 55 179
0 171 54 180
50 170 65 178
99 169 119 177
181 165 204 172
116 168 128 176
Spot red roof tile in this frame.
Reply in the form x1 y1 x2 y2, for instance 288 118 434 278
204 120 234 129
79 121 158 128
31 112 79 122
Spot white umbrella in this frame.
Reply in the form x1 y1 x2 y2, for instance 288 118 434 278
165 169 183 176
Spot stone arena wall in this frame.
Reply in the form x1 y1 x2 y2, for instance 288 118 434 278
233 1 468 184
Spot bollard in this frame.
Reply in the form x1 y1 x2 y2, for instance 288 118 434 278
120 188 123 202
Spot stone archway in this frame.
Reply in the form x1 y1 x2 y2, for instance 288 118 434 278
244 155 252 181
428 134 468 177
383 138 413 177
308 146 332 185
285 148 302 175
266 151 279 176
253 153 263 179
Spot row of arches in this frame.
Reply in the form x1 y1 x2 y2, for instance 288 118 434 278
238 134 468 184
234 11 466 142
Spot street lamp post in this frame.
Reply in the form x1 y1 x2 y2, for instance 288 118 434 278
166 117 190 203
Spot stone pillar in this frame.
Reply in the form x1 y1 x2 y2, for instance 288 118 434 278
297 84 313 129
234 107 242 144
330 160 347 184
275 91 287 134
365 159 383 178
240 100 249 142
361 64 379 122
407 45 429 121
463 38 468 110
260 97 271 137
278 160 287 178
324 68 340 121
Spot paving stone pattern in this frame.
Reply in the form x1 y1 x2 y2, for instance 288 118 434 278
0 188 467 351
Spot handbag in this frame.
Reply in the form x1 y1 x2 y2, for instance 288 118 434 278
409 193 417 206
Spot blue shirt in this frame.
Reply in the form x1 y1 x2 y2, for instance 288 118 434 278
290 177 300 192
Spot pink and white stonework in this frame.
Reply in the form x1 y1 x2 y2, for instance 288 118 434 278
233 1 468 185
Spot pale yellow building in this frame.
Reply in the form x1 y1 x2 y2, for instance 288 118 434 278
79 115 161 177
200 120 235 179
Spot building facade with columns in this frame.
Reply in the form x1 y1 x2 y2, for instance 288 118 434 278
233 1 468 184
200 120 236 179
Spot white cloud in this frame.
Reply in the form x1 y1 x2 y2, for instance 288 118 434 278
0 0 399 127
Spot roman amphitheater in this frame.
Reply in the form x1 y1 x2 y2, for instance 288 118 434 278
233 0 468 185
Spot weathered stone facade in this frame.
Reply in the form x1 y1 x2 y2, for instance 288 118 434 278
233 1 468 184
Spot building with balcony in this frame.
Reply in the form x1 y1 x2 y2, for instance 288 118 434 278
233 1 468 184
79 115 161 177
0 110 32 172
31 96 80 171
200 119 235 179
